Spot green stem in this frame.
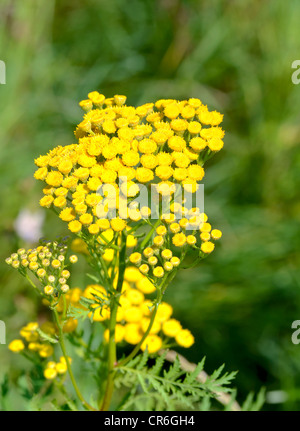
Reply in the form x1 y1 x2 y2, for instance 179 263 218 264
86 240 109 286
62 295 67 323
100 232 126 411
100 301 118 411
53 309 96 411
109 249 118 285
98 254 111 285
97 232 120 250
24 274 42 296
140 218 161 249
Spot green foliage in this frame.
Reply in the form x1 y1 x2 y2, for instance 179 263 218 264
0 374 9 410
68 291 109 322
241 388 266 412
116 350 237 411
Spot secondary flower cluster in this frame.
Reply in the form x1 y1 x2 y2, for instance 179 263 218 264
9 321 54 357
5 238 78 297
129 212 222 279
8 321 69 380
43 357 69 380
56 266 194 354
97 270 195 353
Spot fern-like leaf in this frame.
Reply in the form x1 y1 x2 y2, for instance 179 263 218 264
116 351 237 411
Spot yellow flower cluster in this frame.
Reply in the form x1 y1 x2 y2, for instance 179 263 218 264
9 321 55 358
5 238 78 297
33 92 224 239
65 267 194 353
9 320 75 380
129 212 222 279
44 357 69 380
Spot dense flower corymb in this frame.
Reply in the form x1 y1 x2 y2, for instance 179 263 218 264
34 93 223 230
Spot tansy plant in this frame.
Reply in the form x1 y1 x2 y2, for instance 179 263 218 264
5 92 240 412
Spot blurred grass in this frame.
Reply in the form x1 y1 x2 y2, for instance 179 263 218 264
1 0 300 410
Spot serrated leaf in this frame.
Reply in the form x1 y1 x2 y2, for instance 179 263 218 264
68 306 91 321
242 387 265 411
184 356 205 385
136 348 149 371
137 374 149 393
150 351 167 376
116 353 237 411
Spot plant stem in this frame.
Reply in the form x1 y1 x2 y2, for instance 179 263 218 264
140 218 161 249
53 309 96 411
99 300 118 411
100 232 126 411
24 273 43 297
98 232 120 250
62 294 67 322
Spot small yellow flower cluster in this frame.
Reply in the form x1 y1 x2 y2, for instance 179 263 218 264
9 321 74 380
8 339 25 353
44 357 69 380
9 321 56 358
129 211 222 279
67 267 194 353
5 238 78 297
119 271 192 351
33 92 224 240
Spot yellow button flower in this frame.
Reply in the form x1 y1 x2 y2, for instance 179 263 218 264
141 334 162 353
136 277 156 294
9 339 25 353
172 233 187 247
162 319 182 337
124 306 143 323
39 344 54 358
201 241 215 254
124 266 143 283
68 220 82 233
175 329 195 348
156 302 173 322
124 323 143 344
211 229 222 240
44 368 57 380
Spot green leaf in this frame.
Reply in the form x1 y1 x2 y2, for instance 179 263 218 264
86 273 101 283
116 353 237 411
184 356 205 385
242 387 265 411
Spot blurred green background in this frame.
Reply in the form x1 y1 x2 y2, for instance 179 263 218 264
1 0 300 411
